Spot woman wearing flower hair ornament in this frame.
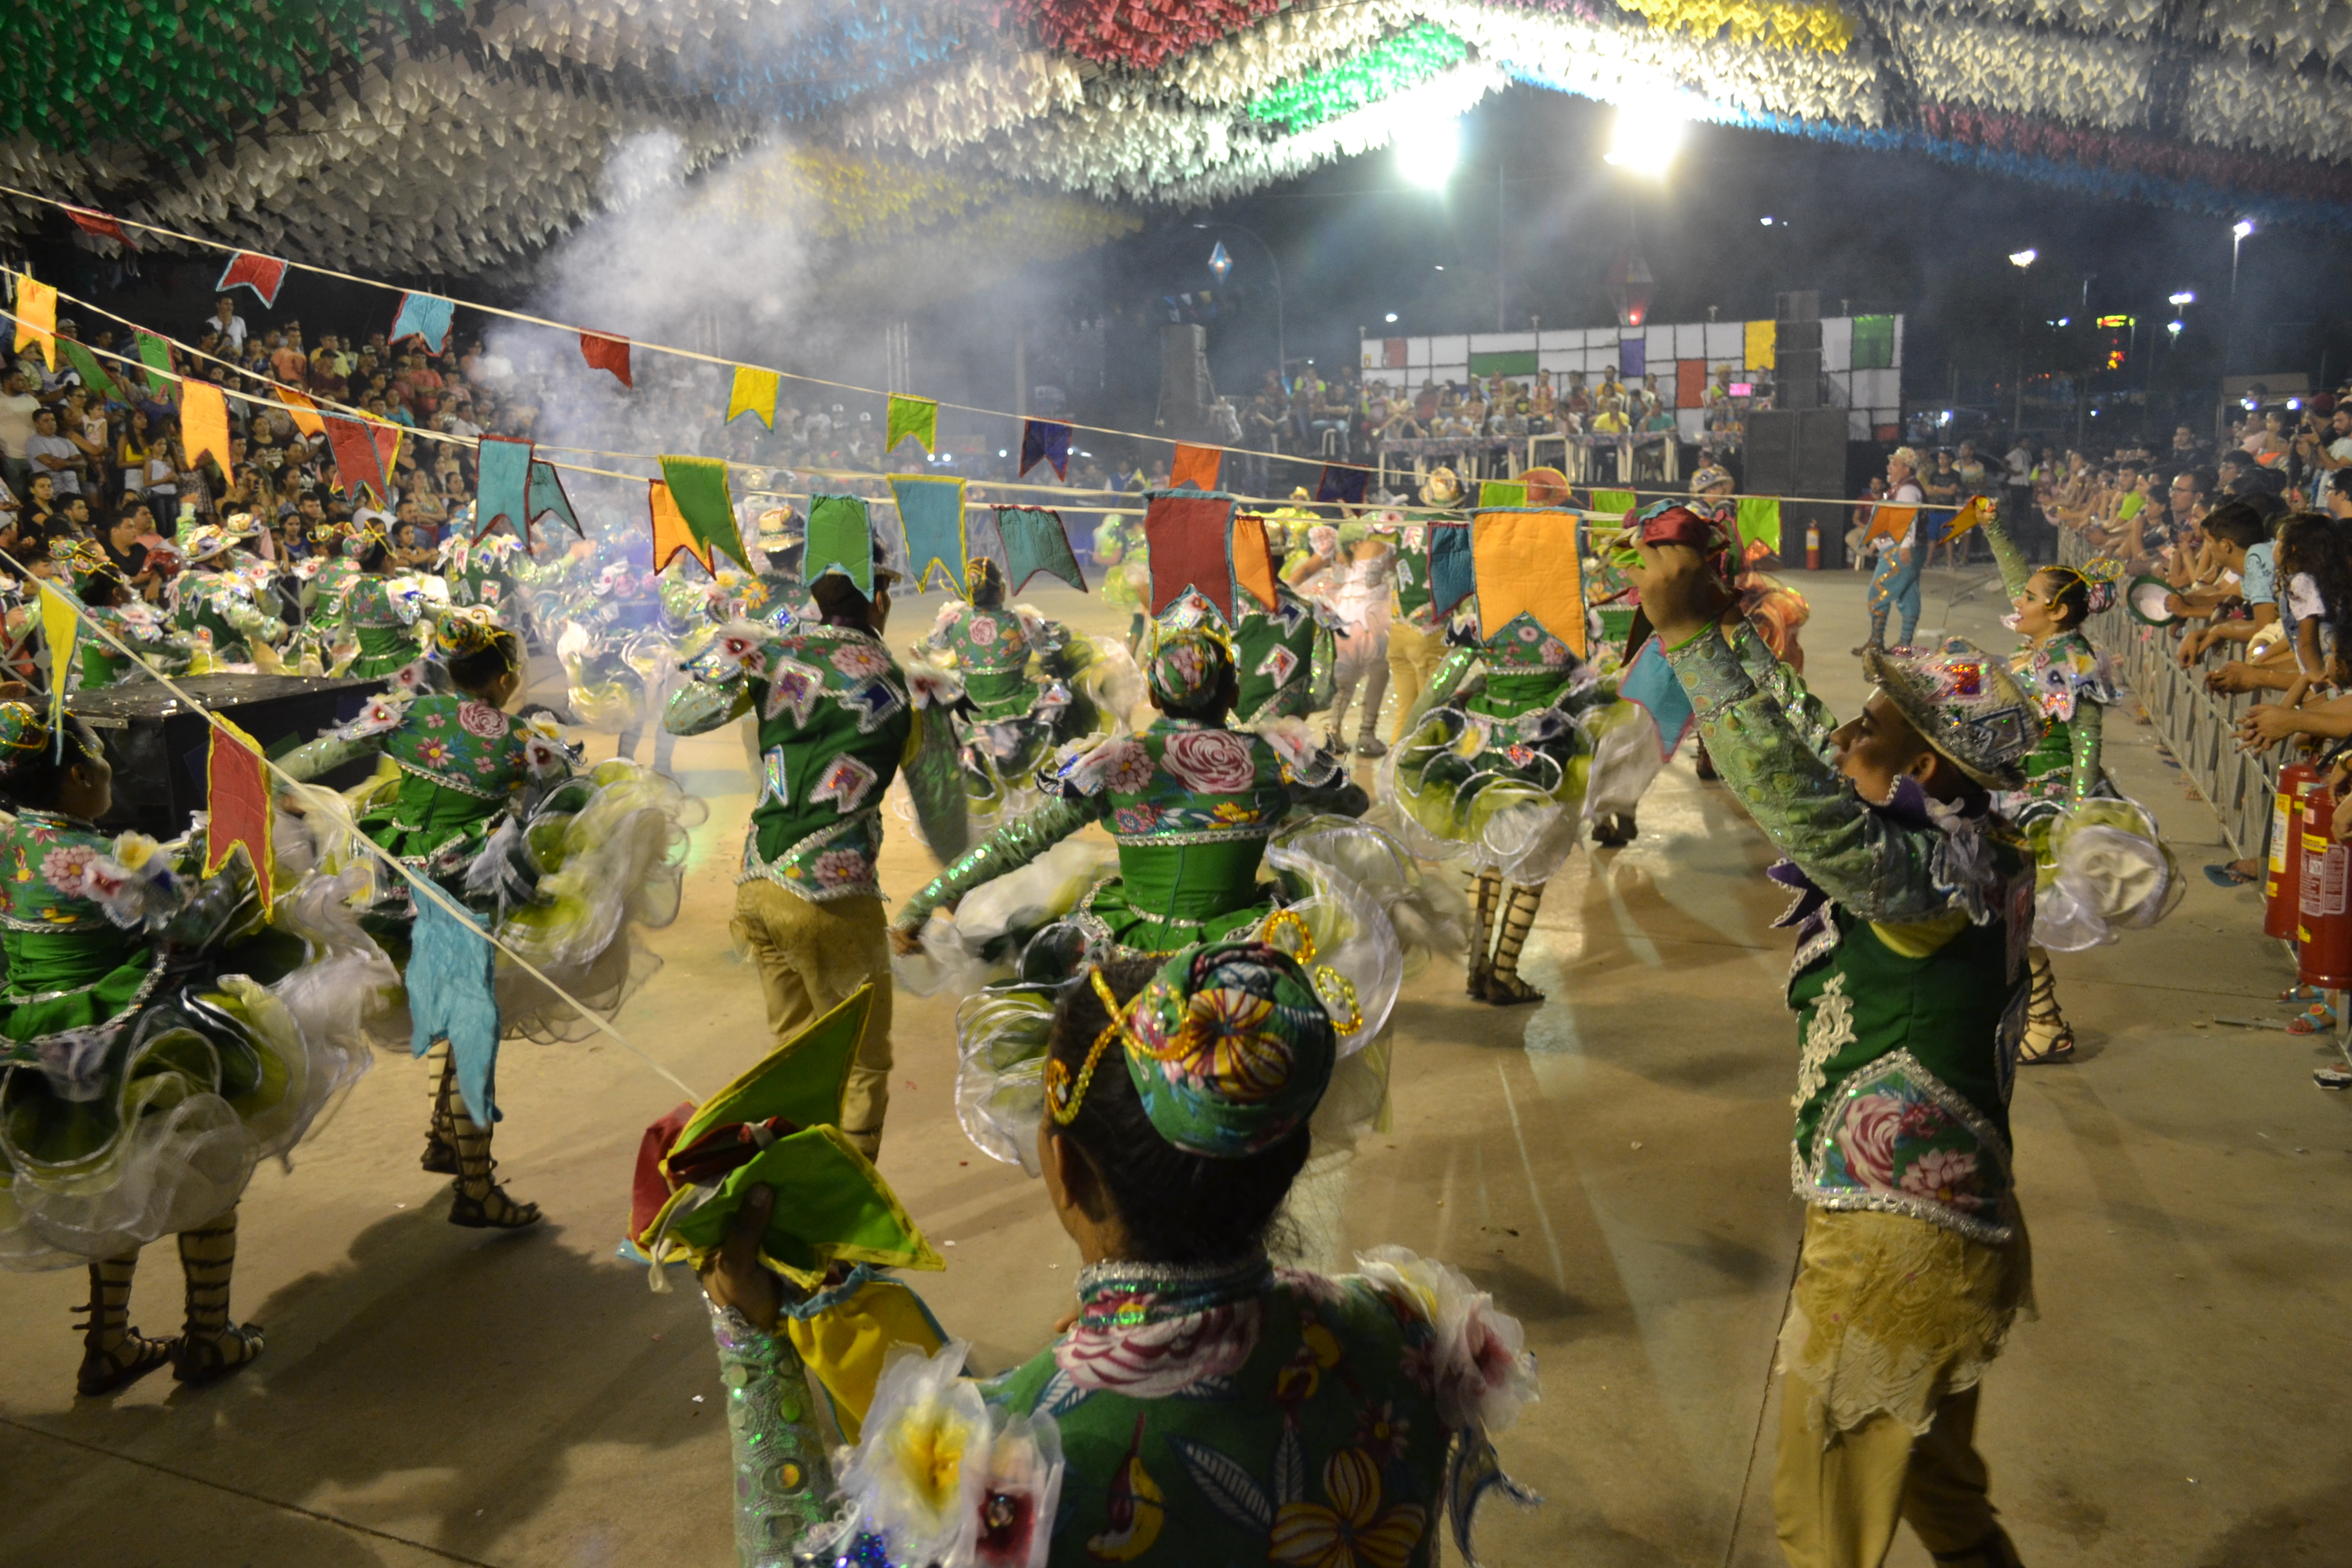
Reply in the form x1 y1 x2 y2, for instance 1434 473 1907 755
1979 508 2178 1064
276 612 703 1227
0 702 387 1395
698 938 1541 1568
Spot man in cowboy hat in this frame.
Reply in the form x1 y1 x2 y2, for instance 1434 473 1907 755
1629 538 2042 1568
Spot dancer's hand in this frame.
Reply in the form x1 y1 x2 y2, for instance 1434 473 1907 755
699 1183 782 1326
888 924 924 957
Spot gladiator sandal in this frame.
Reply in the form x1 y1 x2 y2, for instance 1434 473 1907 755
172 1209 265 1384
1465 868 1501 997
1485 883 1548 1006
447 1105 543 1230
2019 945 2076 1064
421 1054 459 1175
74 1254 172 1396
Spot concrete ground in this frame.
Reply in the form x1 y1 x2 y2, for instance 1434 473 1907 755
3 561 2348 1568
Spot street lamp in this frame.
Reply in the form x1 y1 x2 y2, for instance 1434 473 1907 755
2009 250 2037 430
2009 248 2038 269
2168 290 2195 306
1192 220 1285 382
1398 119 1460 189
2232 218 2255 295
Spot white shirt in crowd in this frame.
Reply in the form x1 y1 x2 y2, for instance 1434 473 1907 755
210 312 248 351
23 431 80 495
0 389 37 458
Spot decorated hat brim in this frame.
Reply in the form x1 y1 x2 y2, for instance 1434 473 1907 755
1859 645 2025 791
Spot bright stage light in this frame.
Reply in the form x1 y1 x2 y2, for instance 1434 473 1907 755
1397 120 1459 189
1603 94 1686 178
2009 249 2038 268
2234 219 2255 240
1385 312 1399 323
2168 290 2195 306
1761 216 1775 226
2166 320 2185 337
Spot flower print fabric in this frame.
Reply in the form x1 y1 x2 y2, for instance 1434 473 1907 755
1160 728 1256 794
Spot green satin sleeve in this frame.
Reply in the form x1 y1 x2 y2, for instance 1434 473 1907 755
276 730 383 782
1405 645 1479 728
894 791 1100 929
1980 508 2034 600
665 679 753 736
1666 627 1948 924
2069 700 2104 800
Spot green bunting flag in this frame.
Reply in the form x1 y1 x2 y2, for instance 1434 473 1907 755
59 338 122 405
885 394 937 455
1592 490 1637 517
1477 479 1526 510
1736 495 1782 553
998 507 1085 594
135 331 174 395
806 495 876 597
657 455 749 570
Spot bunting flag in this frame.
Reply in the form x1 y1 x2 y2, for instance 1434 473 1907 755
1144 490 1240 621
649 480 715 573
885 394 937 455
203 716 274 914
890 474 968 593
1428 521 1475 619
321 414 389 499
997 506 1084 593
180 382 233 482
728 365 781 427
372 422 403 483
135 331 173 395
1616 639 1695 760
12 275 56 369
1313 463 1367 506
1171 443 1222 490
37 583 77 752
528 460 582 538
64 206 137 248
962 506 1009 578
581 331 633 387
1019 419 1072 480
1471 508 1585 655
389 290 455 352
1229 513 1278 610
474 435 535 543
1735 495 1783 553
408 893 501 1128
1592 490 1637 517
58 338 122 404
1933 496 1987 543
1478 479 1527 510
1862 504 1919 547
279 389 326 440
215 252 287 306
659 455 749 570
806 495 876 597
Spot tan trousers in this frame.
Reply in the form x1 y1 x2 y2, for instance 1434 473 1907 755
1774 1377 2016 1568
729 879 894 1155
1386 620 1444 743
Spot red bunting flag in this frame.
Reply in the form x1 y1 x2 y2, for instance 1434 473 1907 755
203 717 275 913
215 252 287 307
323 415 391 500
64 206 137 249
581 331 633 387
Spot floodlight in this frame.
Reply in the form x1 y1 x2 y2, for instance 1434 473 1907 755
2009 249 2038 268
1399 120 1460 189
2168 290 2195 306
1603 93 1687 178
2234 220 2255 240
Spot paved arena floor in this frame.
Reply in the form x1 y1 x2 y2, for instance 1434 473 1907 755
3 564 2347 1567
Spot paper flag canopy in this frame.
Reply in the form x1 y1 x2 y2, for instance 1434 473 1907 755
634 985 941 1286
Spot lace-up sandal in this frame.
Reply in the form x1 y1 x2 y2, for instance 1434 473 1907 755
1465 868 1499 998
421 1055 459 1175
2019 947 2076 1064
448 1105 542 1230
172 1209 265 1384
75 1255 172 1396
1484 883 1547 1006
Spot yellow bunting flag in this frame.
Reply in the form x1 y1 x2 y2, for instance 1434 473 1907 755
280 389 327 440
181 382 233 483
12 275 57 370
1938 497 1987 543
1744 318 1776 372
885 395 936 455
728 365 780 428
37 583 77 746
1471 509 1586 657
649 480 715 574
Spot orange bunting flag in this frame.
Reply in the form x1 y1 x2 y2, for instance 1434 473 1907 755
1171 443 1222 491
279 389 327 440
12 275 57 370
649 480 715 573
1230 514 1278 610
1862 504 1918 548
181 381 233 483
203 717 275 913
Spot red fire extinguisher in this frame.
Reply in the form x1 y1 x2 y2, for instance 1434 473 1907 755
2298 787 2352 991
2267 763 2318 941
1805 521 1821 570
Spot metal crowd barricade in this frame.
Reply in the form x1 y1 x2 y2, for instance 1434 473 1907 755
2060 534 2283 862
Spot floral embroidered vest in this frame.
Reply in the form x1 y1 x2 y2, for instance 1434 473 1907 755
1231 589 1320 724
737 624 913 902
384 693 537 800
1786 836 2034 1245
929 602 1041 717
2010 630 2115 802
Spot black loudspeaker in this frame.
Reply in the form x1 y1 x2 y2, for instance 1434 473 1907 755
69 674 386 839
1747 408 1852 568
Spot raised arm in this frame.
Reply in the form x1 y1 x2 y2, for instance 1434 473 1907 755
1977 507 2034 600
1665 628 1950 923
893 791 1099 931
